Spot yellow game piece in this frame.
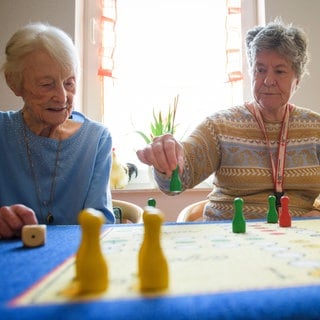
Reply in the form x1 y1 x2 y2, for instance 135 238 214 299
75 208 108 294
138 206 169 292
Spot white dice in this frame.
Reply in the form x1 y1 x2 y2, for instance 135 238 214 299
22 225 47 247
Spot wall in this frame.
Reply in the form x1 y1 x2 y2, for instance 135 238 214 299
263 0 320 112
1 0 319 113
0 0 77 111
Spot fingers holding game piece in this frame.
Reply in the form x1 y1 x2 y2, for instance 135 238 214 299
0 205 38 239
136 134 184 176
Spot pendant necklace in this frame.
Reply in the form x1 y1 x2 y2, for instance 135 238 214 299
22 115 62 224
246 103 292 209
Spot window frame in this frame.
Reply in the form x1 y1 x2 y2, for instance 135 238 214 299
79 0 261 122
77 0 261 189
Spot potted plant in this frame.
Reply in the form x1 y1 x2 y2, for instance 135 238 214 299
135 94 179 144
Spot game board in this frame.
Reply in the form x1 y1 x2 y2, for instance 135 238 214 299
12 219 320 306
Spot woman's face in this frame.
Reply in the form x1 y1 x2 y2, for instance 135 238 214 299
19 50 76 131
251 49 299 115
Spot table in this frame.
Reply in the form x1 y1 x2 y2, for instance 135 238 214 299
1 220 320 319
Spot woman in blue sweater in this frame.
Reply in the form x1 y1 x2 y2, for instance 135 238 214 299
0 23 115 238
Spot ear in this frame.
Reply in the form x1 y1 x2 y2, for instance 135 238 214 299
5 72 22 96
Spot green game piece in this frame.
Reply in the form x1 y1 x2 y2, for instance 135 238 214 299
232 197 246 233
267 195 278 223
148 198 156 207
170 166 182 193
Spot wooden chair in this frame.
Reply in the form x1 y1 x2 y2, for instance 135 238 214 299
112 199 143 224
176 200 209 222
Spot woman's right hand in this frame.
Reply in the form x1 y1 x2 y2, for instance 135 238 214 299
0 204 38 239
136 133 184 176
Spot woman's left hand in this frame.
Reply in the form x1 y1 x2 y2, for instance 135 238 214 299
0 204 38 239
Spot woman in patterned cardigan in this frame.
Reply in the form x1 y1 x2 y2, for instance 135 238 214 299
137 19 320 220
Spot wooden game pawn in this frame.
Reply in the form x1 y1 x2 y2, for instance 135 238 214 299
138 206 169 292
279 196 291 227
267 195 278 223
76 208 108 294
232 197 246 233
147 198 156 207
170 166 182 193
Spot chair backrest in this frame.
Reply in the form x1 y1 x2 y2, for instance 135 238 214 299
176 200 208 222
112 199 143 224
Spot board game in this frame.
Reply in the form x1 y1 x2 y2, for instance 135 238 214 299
12 219 320 306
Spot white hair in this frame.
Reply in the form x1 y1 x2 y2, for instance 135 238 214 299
2 22 80 92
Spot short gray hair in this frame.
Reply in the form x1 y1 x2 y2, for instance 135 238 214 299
245 19 309 79
2 22 80 92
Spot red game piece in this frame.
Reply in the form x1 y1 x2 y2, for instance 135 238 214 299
279 196 291 227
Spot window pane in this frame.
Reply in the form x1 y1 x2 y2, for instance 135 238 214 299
103 0 243 167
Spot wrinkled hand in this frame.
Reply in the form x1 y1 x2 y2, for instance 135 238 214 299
136 134 184 176
0 204 38 239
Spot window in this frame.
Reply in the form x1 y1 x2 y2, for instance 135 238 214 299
82 0 258 187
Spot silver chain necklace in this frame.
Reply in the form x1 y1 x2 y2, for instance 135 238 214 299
22 116 62 224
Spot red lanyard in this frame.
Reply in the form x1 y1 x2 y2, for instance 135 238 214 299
246 103 292 200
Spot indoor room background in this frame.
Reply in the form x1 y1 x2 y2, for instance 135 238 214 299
1 0 319 220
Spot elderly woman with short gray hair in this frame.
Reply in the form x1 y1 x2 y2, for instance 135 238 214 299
137 19 320 221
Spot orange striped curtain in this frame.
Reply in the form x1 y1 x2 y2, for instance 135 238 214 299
98 0 117 78
225 0 242 82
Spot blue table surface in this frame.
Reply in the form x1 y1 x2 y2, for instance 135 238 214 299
1 222 320 320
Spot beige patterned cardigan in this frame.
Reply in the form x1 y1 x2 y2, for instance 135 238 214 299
155 104 320 220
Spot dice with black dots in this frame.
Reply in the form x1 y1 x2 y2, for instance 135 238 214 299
22 225 47 247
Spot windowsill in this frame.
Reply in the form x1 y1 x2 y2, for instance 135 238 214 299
112 169 212 192
112 183 211 192
111 175 212 222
